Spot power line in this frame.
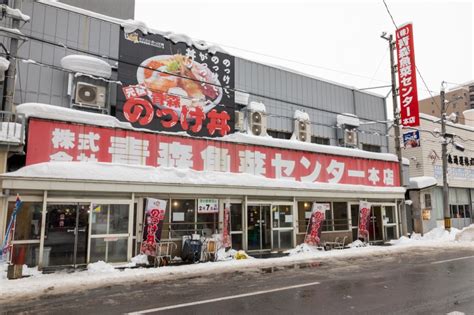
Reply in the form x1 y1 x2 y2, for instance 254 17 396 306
8 34 392 125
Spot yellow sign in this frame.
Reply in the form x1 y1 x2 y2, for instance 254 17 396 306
422 209 431 220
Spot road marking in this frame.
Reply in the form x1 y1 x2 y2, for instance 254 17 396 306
127 281 320 314
430 255 474 265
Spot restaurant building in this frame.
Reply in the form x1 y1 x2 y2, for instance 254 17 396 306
0 0 405 269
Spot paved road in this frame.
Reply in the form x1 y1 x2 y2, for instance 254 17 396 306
2 247 474 315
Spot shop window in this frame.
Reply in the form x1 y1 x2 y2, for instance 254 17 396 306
7 202 43 241
384 206 396 224
297 201 349 232
197 212 218 237
91 204 129 235
170 199 195 238
297 201 312 233
90 238 128 263
230 204 243 231
272 205 292 228
333 202 349 231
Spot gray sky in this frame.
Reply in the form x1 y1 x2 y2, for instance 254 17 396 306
135 0 473 115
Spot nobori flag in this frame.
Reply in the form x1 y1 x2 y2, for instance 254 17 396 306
396 23 420 127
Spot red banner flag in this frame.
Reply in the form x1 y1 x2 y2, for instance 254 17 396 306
357 201 371 242
304 203 328 246
396 23 420 127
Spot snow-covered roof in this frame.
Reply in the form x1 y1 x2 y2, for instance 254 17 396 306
2 162 406 195
294 110 310 122
419 113 474 133
61 55 112 79
409 176 438 190
16 103 400 162
247 101 266 113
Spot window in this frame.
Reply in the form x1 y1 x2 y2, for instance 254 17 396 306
424 193 432 209
362 144 381 153
7 202 42 241
311 136 330 145
297 201 349 232
170 199 195 238
267 130 292 139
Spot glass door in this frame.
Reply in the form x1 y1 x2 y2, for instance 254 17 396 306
44 203 89 267
369 205 383 242
247 205 271 251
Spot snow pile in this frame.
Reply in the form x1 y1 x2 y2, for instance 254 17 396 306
61 55 112 78
130 254 149 266
455 225 474 242
0 57 10 72
4 161 406 195
285 243 319 256
248 101 266 113
294 110 310 122
389 227 461 245
347 240 366 248
121 19 149 34
87 261 118 273
1 5 31 22
0 122 23 143
409 176 438 190
337 113 360 128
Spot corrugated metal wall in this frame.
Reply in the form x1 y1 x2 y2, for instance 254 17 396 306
2 1 389 152
6 1 118 107
235 58 389 151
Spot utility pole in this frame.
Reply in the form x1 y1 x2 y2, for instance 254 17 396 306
3 0 21 112
382 32 407 236
440 82 450 229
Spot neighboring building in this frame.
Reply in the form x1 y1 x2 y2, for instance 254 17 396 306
395 111 474 234
53 0 135 19
0 0 405 270
418 81 474 125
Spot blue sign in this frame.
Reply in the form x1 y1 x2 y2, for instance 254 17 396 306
403 130 420 148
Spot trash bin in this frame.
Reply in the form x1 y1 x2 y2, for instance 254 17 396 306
35 246 51 267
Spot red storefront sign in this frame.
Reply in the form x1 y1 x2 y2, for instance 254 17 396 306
396 23 419 127
26 118 400 187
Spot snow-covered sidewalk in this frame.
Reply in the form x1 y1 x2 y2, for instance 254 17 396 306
1 225 473 302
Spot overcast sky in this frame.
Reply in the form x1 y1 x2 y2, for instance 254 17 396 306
135 0 473 115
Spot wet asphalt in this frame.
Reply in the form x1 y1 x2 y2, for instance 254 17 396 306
1 247 474 315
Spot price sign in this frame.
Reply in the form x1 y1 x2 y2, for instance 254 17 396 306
198 198 219 213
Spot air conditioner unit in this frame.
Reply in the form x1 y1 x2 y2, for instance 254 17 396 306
292 119 311 142
235 111 244 131
344 129 358 147
74 82 106 108
248 111 267 136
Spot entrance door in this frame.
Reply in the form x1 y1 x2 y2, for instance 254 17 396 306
247 205 271 251
369 205 383 242
44 204 89 267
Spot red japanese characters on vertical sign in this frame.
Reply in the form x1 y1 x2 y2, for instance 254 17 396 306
396 23 420 127
357 201 371 242
26 118 401 187
141 198 167 256
304 203 328 246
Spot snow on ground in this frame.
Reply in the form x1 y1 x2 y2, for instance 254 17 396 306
1 226 473 302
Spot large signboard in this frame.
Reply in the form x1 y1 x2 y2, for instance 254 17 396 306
26 119 400 187
396 23 420 127
117 28 235 137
